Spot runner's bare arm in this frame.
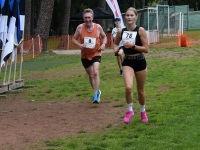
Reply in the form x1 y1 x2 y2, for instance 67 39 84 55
136 27 149 53
98 24 107 51
72 25 85 50
113 28 122 53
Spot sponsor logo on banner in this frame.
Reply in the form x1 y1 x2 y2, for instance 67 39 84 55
106 0 125 27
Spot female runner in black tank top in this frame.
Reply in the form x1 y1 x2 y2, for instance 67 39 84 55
113 7 149 124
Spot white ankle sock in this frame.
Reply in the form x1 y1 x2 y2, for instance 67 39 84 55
127 103 133 112
140 105 146 112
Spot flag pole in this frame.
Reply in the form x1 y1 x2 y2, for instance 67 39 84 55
19 38 24 80
9 38 25 91
9 42 24 91
0 50 2 73
8 46 18 84
3 61 8 85
8 55 13 84
13 47 18 83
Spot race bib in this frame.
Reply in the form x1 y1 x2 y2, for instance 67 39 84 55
84 37 96 49
112 28 118 38
122 31 137 44
112 31 117 38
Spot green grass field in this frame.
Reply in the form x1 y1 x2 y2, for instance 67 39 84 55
17 45 200 150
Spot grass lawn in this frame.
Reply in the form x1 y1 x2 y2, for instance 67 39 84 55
16 45 200 150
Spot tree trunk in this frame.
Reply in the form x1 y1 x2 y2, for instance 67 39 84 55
24 0 31 40
36 0 55 51
57 0 71 49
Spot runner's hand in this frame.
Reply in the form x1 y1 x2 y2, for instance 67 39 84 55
98 43 106 51
79 44 86 50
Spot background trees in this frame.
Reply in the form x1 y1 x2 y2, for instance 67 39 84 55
25 0 199 51
35 0 55 51
24 0 31 39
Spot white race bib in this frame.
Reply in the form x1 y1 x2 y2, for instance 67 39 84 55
112 27 118 38
122 31 137 44
84 37 96 49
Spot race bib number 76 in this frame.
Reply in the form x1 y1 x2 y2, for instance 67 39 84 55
122 31 137 44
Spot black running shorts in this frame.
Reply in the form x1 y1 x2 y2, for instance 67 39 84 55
122 54 147 72
81 56 101 68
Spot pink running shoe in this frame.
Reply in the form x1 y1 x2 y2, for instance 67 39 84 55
123 111 134 124
141 111 148 122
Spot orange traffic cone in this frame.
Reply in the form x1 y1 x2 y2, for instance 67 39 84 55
180 34 187 47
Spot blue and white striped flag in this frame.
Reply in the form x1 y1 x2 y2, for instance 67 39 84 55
0 0 10 62
1 0 21 66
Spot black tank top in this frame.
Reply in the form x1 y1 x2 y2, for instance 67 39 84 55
121 26 142 55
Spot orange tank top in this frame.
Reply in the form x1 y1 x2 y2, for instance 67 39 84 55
80 23 101 60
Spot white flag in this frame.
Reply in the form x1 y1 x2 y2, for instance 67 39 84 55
1 0 21 66
106 0 125 27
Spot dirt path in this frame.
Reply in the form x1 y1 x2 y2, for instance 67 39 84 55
0 49 123 150
0 93 124 150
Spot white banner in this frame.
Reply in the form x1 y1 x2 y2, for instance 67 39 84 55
106 0 125 27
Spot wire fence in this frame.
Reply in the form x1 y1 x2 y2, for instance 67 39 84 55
47 30 200 50
23 35 42 61
47 33 113 50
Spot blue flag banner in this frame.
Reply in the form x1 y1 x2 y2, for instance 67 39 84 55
1 0 21 66
0 0 10 33
0 0 5 9
0 0 10 61
9 0 15 11
19 0 25 31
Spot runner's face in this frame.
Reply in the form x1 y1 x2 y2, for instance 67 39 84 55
125 10 137 25
83 12 93 26
115 21 121 27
